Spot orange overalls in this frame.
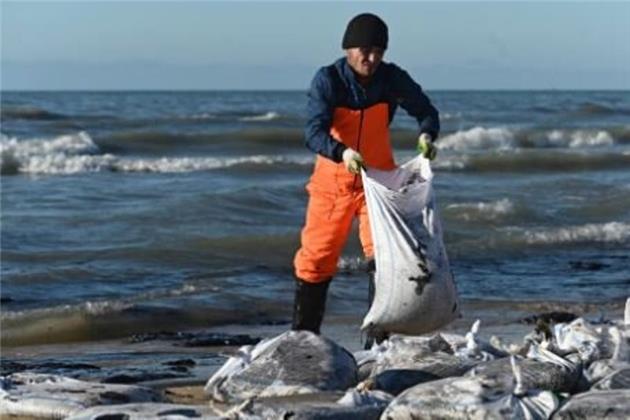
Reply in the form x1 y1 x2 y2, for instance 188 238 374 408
294 103 396 283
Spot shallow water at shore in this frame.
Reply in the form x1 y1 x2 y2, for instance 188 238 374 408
2 298 625 385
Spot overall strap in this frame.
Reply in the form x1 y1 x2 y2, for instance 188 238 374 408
326 64 349 105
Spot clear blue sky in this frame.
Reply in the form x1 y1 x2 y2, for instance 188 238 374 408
2 1 629 90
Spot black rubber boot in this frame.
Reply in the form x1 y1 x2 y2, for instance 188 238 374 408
364 259 388 349
291 277 331 334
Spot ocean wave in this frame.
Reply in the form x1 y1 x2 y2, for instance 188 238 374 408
1 300 134 323
461 151 630 173
337 256 368 272
446 198 515 221
0 132 313 175
96 128 305 154
528 105 558 113
438 127 516 150
543 130 614 148
437 126 620 151
522 222 630 245
1 281 209 325
184 110 285 123
0 278 290 346
431 156 469 170
114 155 312 174
239 111 281 122
1 132 99 174
187 112 218 120
574 102 630 116
1 105 68 121
448 221 630 258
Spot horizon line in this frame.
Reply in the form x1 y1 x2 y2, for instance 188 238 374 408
3 88 630 93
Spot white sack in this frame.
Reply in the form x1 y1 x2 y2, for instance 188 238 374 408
0 373 163 419
204 331 357 403
361 156 459 335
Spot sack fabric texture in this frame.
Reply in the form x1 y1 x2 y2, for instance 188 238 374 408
361 156 460 335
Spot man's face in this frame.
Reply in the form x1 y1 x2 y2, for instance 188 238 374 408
345 47 385 79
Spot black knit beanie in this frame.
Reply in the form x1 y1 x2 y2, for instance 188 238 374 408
342 13 388 50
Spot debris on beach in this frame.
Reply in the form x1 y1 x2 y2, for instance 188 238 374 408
0 360 101 377
592 367 630 391
336 388 394 408
466 344 582 394
587 326 630 390
219 390 392 420
0 372 164 418
551 389 630 419
65 402 221 419
101 370 188 384
357 333 479 395
381 356 560 420
206 299 628 419
204 330 358 403
2 298 628 419
449 320 510 360
128 331 261 347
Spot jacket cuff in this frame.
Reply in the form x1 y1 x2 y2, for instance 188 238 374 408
419 130 438 142
331 142 347 163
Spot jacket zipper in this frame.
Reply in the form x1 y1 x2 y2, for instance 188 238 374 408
352 109 365 190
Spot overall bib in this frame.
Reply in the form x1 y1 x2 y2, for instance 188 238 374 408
294 102 396 283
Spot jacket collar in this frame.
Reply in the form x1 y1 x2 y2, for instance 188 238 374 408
335 57 385 104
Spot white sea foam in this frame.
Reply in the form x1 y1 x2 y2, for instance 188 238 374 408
115 155 310 173
337 256 367 271
447 198 515 221
441 112 462 120
1 282 208 323
430 156 469 170
189 112 217 120
1 131 98 156
543 130 614 148
523 222 630 244
240 111 280 122
437 126 516 151
1 299 133 322
436 126 615 151
0 132 312 175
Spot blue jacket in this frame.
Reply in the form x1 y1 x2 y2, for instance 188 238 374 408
305 57 440 163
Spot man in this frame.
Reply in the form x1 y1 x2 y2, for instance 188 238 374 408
292 13 440 336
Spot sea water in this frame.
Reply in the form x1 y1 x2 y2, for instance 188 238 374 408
2 90 629 347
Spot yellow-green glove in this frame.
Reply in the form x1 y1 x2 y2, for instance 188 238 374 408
417 133 437 160
342 147 365 174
